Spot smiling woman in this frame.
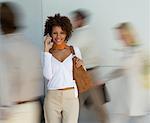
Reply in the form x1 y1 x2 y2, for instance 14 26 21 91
51 26 67 44
43 13 84 123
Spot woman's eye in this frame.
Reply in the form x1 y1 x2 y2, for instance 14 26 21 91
52 32 57 34
52 32 66 35
60 32 65 34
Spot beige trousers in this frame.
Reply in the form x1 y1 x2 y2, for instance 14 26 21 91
44 89 79 123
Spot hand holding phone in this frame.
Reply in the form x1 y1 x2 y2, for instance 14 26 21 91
44 34 53 52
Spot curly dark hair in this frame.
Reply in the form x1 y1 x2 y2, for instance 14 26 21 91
44 13 73 41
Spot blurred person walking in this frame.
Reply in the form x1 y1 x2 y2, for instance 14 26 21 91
0 2 43 123
107 22 149 123
69 9 109 123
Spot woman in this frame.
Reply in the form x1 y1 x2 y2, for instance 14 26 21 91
43 14 84 123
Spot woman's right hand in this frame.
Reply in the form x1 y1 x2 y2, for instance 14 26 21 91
44 34 53 52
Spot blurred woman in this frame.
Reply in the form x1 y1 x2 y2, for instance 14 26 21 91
0 2 42 123
109 22 148 123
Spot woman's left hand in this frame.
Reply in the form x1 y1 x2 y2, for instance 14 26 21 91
75 57 84 68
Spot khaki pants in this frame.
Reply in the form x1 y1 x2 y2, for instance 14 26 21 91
44 89 79 123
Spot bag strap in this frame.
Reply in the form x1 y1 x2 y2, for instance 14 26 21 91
70 46 75 56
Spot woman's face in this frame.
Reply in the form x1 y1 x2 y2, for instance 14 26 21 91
51 26 67 45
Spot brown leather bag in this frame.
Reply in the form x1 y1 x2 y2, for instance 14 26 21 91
70 46 94 93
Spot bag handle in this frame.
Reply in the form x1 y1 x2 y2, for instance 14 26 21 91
70 46 76 57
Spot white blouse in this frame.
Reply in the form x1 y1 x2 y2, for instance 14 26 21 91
43 46 82 97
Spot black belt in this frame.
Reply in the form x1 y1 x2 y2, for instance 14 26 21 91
87 66 99 71
16 99 38 104
58 87 74 90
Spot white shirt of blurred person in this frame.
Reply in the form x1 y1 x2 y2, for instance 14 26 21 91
69 9 109 123
108 22 148 123
43 14 83 123
0 2 43 123
69 10 100 71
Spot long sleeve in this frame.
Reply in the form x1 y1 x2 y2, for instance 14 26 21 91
74 46 82 59
43 52 53 80
73 46 87 70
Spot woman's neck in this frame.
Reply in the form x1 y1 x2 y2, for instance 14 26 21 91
52 42 67 50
